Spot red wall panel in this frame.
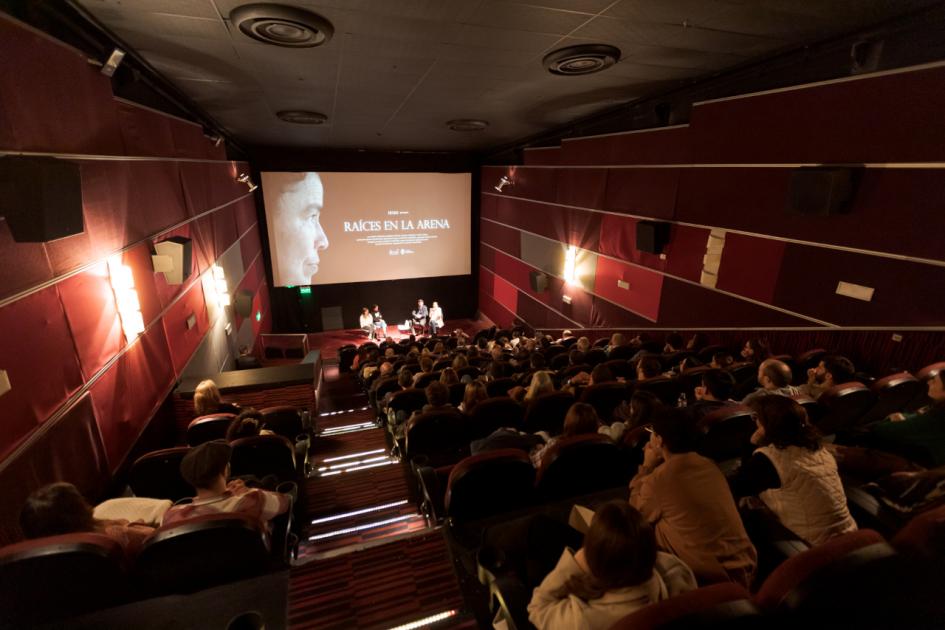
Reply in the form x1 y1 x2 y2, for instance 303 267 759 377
90 324 174 471
0 16 124 155
0 223 53 300
603 168 679 218
716 233 786 305
212 203 240 258
478 289 515 328
658 277 813 327
590 295 660 328
162 281 211 376
0 286 84 460
507 167 558 204
593 256 663 322
556 168 608 209
690 65 945 163
597 214 665 270
663 224 711 283
57 263 124 381
493 273 519 316
169 117 218 160
234 196 258 237
180 163 211 216
117 101 176 157
561 126 692 165
240 227 263 273
523 147 561 166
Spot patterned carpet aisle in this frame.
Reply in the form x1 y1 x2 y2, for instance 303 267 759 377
288 360 471 627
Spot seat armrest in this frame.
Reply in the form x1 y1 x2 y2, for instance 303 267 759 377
490 573 535 630
415 464 446 522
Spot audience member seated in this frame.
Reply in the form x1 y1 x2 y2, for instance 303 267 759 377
605 333 625 355
225 408 275 442
686 333 709 354
576 337 591 354
163 441 290 530
439 367 459 386
629 408 757 588
689 369 736 421
510 370 555 404
796 354 856 400
20 482 159 558
740 338 771 365
527 501 697 630
663 333 685 354
601 391 666 446
636 356 663 381
866 369 945 467
380 367 415 413
530 403 601 468
405 381 454 426
458 381 488 413
451 353 469 372
709 351 735 369
565 364 617 396
730 396 857 546
194 379 240 417
740 359 798 405
411 356 435 386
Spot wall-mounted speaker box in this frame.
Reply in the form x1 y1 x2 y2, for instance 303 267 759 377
152 236 193 284
0 156 84 242
529 270 549 292
234 288 254 317
787 167 861 215
636 221 671 254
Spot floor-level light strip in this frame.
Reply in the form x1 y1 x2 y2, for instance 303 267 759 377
310 499 409 525
316 459 397 476
385 610 459 630
322 448 386 463
320 422 375 435
308 513 420 541
318 456 391 472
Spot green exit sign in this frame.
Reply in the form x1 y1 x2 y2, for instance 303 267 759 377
299 286 312 295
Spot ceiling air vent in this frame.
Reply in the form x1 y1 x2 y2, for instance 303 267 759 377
230 4 334 48
543 44 621 76
446 119 489 132
277 110 328 124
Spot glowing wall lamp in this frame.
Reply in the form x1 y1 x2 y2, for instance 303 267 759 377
212 264 231 306
563 244 578 285
108 256 145 340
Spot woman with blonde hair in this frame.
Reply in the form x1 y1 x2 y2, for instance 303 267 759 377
521 370 555 404
193 379 240 416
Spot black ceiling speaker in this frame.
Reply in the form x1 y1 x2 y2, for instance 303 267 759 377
787 166 863 216
529 270 549 292
636 221 671 255
0 156 84 242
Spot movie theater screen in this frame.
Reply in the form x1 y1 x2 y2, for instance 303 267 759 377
261 171 472 287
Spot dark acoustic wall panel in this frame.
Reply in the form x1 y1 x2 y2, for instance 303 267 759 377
590 295 658 329
486 196 603 253
0 16 125 155
57 264 124 381
715 233 787 306
523 147 561 166
603 167 679 218
0 394 109 546
560 126 692 165
116 101 176 157
774 244 945 327
89 324 175 472
0 287 84 460
657 277 814 327
690 65 945 164
480 218 521 258
597 213 666 271
662 224 711 283
555 168 608 209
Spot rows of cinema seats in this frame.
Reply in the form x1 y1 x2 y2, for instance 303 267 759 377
348 328 945 629
0 403 313 626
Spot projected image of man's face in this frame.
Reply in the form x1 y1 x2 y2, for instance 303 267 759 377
274 172 329 285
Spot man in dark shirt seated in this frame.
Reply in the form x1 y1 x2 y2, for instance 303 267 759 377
689 369 737 421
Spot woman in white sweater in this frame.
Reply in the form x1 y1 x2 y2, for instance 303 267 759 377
527 501 696 630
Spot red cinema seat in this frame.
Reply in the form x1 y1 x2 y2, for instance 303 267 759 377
128 446 194 501
635 376 681 406
444 449 535 522
405 409 468 466
229 434 298 483
696 405 755 464
259 405 305 440
187 413 237 446
815 382 876 435
468 397 525 440
609 583 758 630
535 434 629 500
579 382 631 422
523 391 574 435
486 377 517 398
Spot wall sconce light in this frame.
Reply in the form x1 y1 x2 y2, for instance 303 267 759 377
108 256 145 340
562 295 573 305
99 48 126 77
494 175 512 192
237 173 258 192
563 245 578 285
212 264 231 306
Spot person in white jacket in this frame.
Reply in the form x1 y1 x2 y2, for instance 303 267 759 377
527 501 696 630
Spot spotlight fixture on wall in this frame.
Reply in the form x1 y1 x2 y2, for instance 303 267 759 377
494 176 512 192
108 256 145 340
99 48 126 77
237 173 258 192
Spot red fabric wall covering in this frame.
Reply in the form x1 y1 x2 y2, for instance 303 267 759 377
773 244 945 327
478 289 515 329
603 167 679 219
0 225 54 299
715 233 787 305
0 394 109 545
689 65 945 164
523 147 561 166
162 280 211 376
56 263 124 381
485 197 603 252
560 126 692 165
239 226 263 274
0 17 124 155
657 278 817 327
89 324 175 472
211 203 240 257
123 243 163 326
556 168 608 209
0 286 85 460
117 101 176 157
593 256 663 322
675 167 945 263
492 273 519 316
234 195 259 236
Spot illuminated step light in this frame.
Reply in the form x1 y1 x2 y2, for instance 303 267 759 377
314 459 396 477
321 456 391 471
310 499 409 525
322 448 386 463
386 610 459 630
308 513 420 541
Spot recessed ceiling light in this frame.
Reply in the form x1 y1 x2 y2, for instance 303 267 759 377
543 44 621 76
446 119 489 132
277 110 328 124
230 4 334 48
